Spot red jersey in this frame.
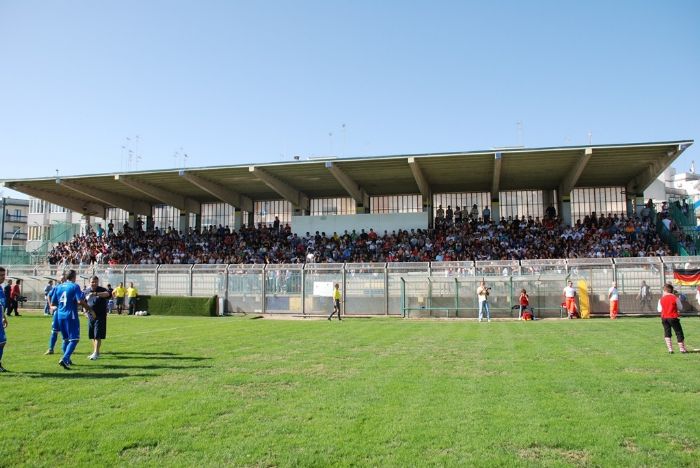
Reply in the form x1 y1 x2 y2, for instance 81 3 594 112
519 294 529 306
658 293 682 319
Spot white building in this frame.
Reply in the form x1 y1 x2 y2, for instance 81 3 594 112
0 197 29 248
26 198 104 252
645 163 700 217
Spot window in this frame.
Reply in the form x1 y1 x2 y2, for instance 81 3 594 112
571 187 626 222
152 205 180 230
28 225 45 241
370 195 422 213
254 200 292 227
29 199 46 214
311 198 357 216
105 208 130 230
499 190 544 220
433 192 490 219
201 203 236 229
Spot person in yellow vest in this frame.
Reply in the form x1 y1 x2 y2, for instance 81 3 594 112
112 282 126 315
126 282 139 315
327 283 342 321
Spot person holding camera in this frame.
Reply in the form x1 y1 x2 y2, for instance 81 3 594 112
477 280 491 322
8 279 21 317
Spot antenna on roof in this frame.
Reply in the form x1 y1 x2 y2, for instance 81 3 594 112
133 135 141 170
341 123 346 156
588 131 593 145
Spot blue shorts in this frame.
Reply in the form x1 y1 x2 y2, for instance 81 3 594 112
0 325 6 344
57 315 80 342
51 313 60 332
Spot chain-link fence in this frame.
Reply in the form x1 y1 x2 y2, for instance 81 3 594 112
4 258 700 318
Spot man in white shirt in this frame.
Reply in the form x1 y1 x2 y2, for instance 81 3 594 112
477 280 491 322
563 281 578 319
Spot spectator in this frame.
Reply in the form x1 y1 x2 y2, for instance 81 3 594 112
563 281 578 319
44 280 54 316
46 211 672 265
608 281 619 319
482 206 491 224
638 280 652 312
477 280 491 322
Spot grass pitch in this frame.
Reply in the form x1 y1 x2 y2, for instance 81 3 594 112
0 312 698 467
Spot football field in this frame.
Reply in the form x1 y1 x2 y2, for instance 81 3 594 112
0 313 698 466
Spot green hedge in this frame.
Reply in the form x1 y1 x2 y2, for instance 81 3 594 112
136 295 218 317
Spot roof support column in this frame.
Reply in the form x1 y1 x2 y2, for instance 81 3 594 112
179 212 190 234
557 147 592 227
490 152 502 223
407 157 432 225
248 166 309 215
558 196 572 227
542 189 557 220
324 162 370 213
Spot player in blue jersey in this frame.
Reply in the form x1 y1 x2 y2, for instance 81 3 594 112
45 274 66 357
0 267 8 372
51 270 89 370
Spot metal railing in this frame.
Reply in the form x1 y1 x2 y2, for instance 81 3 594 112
4 257 700 318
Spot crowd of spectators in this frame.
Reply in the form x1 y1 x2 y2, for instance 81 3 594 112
46 208 672 266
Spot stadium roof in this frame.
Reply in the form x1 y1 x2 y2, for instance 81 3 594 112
1 140 693 218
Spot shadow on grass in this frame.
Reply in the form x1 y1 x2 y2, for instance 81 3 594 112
7 371 152 379
108 355 211 361
100 364 213 370
108 351 179 356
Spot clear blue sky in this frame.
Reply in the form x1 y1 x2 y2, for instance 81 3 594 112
1 0 698 196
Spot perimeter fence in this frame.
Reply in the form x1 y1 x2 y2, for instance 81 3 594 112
5 257 700 318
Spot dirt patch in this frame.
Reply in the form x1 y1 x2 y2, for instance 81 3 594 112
518 445 591 465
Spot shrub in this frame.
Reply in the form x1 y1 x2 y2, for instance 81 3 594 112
136 295 218 317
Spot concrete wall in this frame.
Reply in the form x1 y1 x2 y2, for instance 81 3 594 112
291 212 429 236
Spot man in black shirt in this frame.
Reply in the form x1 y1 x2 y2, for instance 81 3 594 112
84 276 112 360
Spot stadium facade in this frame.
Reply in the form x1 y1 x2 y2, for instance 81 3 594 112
1 140 694 241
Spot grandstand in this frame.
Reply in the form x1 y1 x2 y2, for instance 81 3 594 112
1 140 698 317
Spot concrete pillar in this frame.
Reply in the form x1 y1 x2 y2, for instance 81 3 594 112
559 195 572 227
178 213 190 233
127 212 136 231
81 215 91 235
194 213 202 231
490 200 500 224
146 215 154 232
634 195 645 217
356 200 369 214
233 209 243 230
246 210 254 228
625 196 635 218
426 195 434 228
542 189 556 218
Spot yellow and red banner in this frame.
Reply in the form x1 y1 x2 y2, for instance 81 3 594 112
673 268 700 286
